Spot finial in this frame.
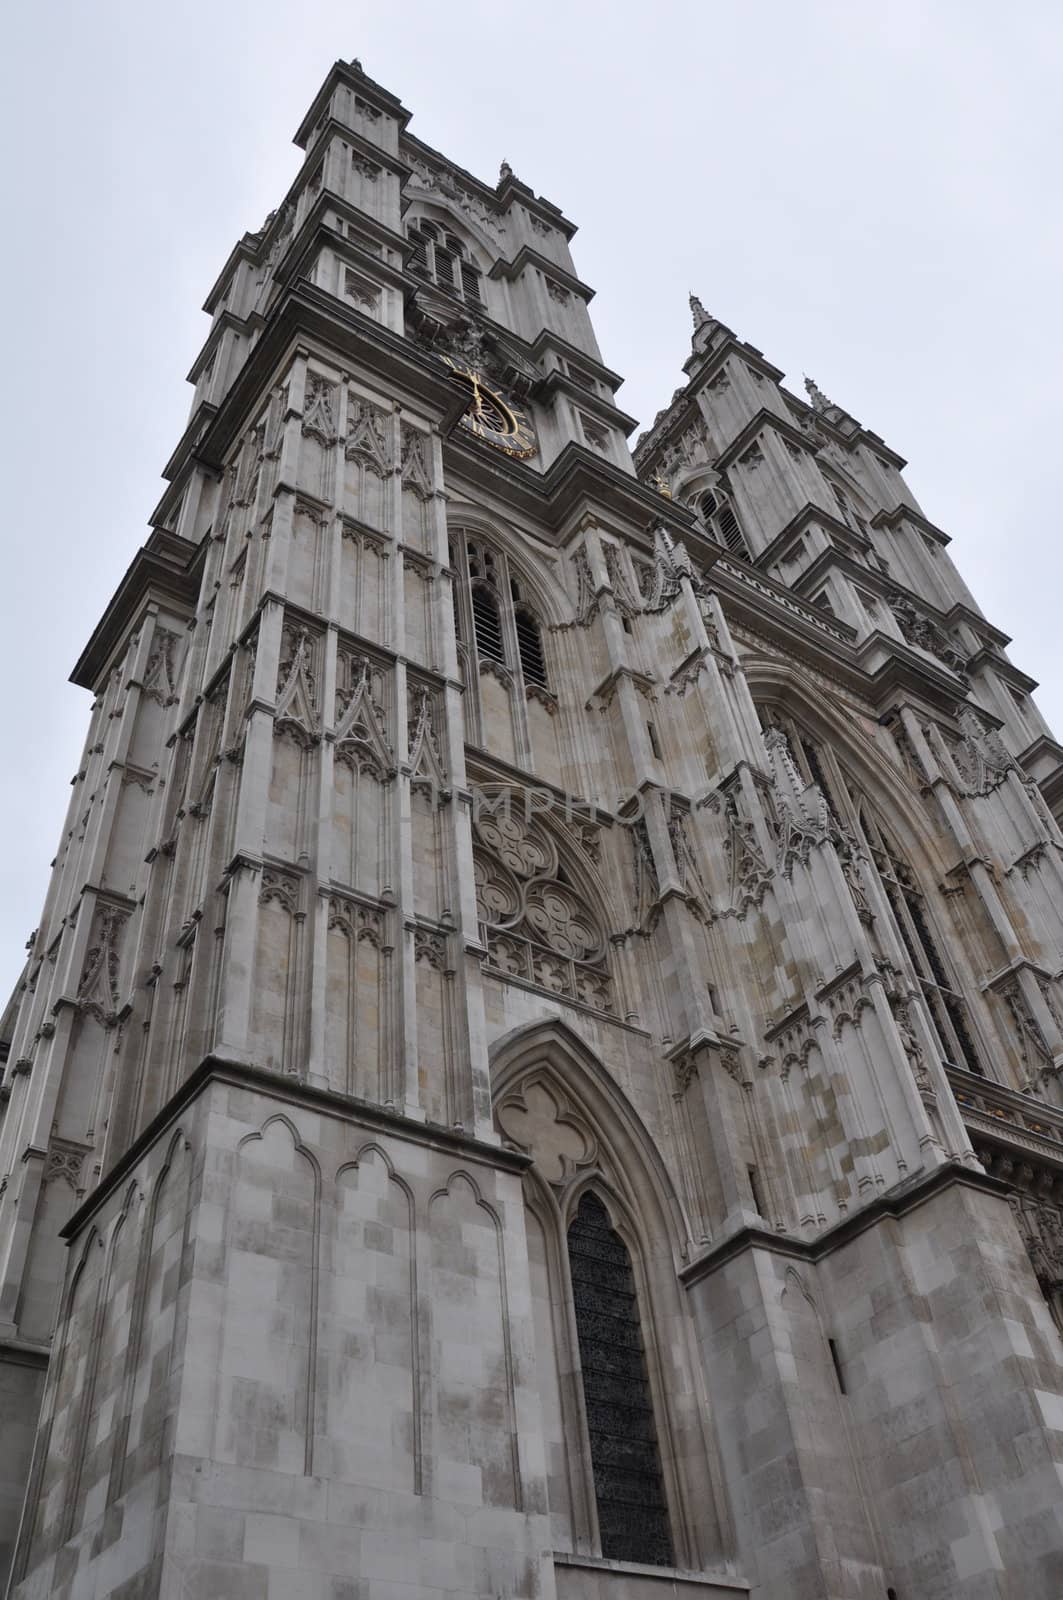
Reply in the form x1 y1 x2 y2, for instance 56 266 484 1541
689 292 710 330
499 159 514 183
804 374 832 412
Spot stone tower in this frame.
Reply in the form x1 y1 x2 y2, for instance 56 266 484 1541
3 56 1063 1600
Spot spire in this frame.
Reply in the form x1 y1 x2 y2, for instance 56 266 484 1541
690 292 710 330
804 374 833 412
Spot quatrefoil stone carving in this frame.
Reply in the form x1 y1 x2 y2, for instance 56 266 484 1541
496 1081 595 1184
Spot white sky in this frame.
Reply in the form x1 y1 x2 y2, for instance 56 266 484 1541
3 1 1062 995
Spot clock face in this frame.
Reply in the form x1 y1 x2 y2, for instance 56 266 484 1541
443 359 537 459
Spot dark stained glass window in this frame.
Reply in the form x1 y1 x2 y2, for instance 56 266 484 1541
567 1192 674 1567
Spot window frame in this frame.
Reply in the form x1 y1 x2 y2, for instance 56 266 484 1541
449 531 554 767
407 217 485 307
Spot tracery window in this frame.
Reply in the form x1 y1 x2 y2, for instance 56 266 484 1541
449 533 553 756
407 219 483 306
764 712 984 1076
855 806 983 1076
472 804 613 1015
567 1192 674 1566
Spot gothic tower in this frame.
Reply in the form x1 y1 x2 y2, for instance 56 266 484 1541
3 58 1063 1600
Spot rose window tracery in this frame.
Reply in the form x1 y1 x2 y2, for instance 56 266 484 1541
473 807 613 1013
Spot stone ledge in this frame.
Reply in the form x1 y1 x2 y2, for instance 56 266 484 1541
553 1552 749 1597
60 1052 531 1241
679 1157 1013 1288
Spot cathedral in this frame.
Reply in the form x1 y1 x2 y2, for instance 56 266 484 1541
4 55 1063 1600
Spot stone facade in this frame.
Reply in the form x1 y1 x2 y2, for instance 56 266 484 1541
3 55 1063 1600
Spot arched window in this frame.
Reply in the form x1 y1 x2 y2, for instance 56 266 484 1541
762 711 985 1077
856 806 983 1076
471 584 505 663
448 533 553 760
698 483 750 560
472 803 613 1013
407 219 484 306
512 578 548 686
568 1192 675 1566
825 476 871 539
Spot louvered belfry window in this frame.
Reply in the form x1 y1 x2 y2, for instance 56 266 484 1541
407 219 484 306
567 1192 674 1567
471 583 505 663
699 488 750 560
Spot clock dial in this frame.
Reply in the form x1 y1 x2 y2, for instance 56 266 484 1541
443 359 537 459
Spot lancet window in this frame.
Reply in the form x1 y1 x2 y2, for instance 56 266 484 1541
567 1192 674 1565
407 219 483 306
448 532 553 755
697 482 749 560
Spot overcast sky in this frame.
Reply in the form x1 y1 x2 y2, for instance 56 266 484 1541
2 1 1061 995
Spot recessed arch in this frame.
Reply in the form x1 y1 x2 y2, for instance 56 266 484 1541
490 1017 726 1571
748 661 988 1075
744 654 949 881
491 1017 689 1250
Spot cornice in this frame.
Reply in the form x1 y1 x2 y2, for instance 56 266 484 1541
70 531 202 691
536 371 638 435
202 237 260 316
191 281 461 474
60 1052 531 1242
401 132 576 239
963 648 1036 693
185 310 248 385
304 116 413 185
293 59 411 150
161 400 219 484
0 1338 48 1372
871 502 950 544
714 408 823 475
527 329 624 392
679 1159 1012 1286
754 503 872 571
488 246 594 301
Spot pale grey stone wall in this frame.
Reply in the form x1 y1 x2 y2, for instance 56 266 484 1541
9 1072 556 1600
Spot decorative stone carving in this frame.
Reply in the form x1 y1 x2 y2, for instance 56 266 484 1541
496 1079 595 1184
334 653 393 780
405 156 504 240
668 802 712 921
763 726 831 878
77 902 131 1026
473 803 613 1012
301 372 337 446
710 787 771 917
260 868 300 913
1002 980 1055 1090
400 424 433 498
602 542 640 620
570 545 599 627
406 685 448 798
44 1137 89 1191
275 625 320 746
888 594 967 674
141 629 181 707
950 705 1016 795
413 926 447 969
